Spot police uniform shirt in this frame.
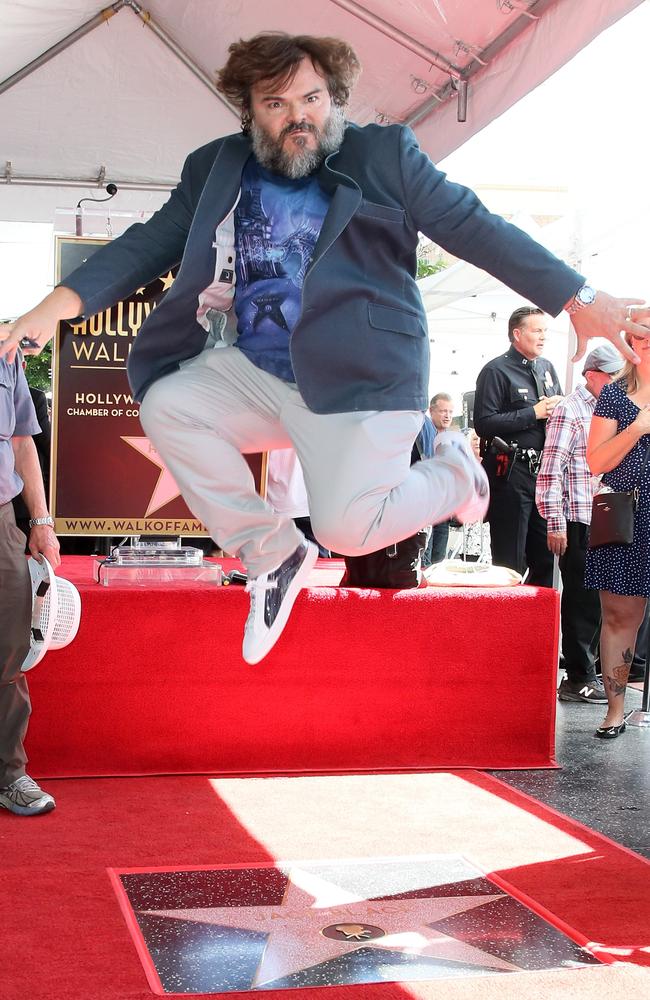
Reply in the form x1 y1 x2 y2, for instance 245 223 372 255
474 344 562 453
0 355 40 505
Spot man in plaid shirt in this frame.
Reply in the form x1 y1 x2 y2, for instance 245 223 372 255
536 344 622 703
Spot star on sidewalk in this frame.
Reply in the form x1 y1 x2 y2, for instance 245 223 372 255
145 865 521 988
121 436 182 516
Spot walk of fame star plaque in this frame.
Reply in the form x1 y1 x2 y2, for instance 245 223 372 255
108 855 600 994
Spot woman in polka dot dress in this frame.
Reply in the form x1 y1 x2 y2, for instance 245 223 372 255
585 329 650 739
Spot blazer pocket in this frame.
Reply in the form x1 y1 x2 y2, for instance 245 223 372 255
368 303 424 337
356 200 406 224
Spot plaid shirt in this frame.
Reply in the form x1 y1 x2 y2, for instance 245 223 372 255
536 384 597 532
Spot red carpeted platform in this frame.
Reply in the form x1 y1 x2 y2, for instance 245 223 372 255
27 556 560 777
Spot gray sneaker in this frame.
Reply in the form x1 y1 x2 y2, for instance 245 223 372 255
0 775 56 816
558 677 608 704
243 541 318 665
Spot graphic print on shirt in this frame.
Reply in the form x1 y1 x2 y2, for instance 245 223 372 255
234 160 330 382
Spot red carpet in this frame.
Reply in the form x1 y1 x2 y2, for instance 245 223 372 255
2 771 648 1000
26 557 560 776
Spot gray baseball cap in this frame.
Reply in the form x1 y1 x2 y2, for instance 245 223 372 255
582 343 624 375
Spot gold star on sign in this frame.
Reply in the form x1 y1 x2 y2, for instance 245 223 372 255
135 286 146 296
160 271 175 291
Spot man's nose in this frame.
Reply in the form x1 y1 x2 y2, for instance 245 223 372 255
285 100 308 122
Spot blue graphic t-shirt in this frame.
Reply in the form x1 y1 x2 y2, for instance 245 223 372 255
234 159 330 382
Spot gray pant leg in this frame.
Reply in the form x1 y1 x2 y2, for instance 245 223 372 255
0 502 32 786
282 401 474 555
139 348 302 576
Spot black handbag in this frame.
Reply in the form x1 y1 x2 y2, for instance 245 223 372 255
341 529 429 589
589 445 650 548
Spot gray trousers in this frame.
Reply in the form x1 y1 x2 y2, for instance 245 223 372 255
0 502 31 786
139 347 474 577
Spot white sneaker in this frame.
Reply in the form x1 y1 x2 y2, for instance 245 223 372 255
0 775 56 816
433 430 490 524
242 541 318 665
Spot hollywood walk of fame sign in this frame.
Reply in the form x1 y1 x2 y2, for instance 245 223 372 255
51 237 265 536
109 855 600 994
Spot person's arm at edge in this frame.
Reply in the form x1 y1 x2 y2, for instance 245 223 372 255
586 413 641 475
536 404 574 541
11 436 60 569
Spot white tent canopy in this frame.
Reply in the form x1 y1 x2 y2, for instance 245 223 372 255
0 0 642 223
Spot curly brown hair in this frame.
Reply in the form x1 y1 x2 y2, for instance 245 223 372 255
216 32 361 132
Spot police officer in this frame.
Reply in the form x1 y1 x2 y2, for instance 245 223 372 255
474 306 562 586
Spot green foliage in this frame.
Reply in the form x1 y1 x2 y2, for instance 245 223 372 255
416 256 447 279
24 345 53 391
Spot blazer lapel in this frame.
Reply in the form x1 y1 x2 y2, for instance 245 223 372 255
178 134 252 291
310 155 361 269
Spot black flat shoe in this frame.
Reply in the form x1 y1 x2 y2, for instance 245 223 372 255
595 721 627 740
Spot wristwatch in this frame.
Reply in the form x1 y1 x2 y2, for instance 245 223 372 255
565 283 597 314
29 516 55 528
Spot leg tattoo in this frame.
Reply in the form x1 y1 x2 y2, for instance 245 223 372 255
605 647 633 697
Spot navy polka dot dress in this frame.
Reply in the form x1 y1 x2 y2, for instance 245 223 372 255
585 381 650 597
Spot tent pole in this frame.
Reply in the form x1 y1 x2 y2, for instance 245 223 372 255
328 0 462 80
0 2 126 97
1 171 174 193
405 0 560 128
123 1 238 119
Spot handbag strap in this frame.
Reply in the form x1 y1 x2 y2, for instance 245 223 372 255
628 441 650 507
634 441 650 489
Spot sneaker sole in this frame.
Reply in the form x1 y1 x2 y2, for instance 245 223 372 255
0 796 56 816
558 691 608 704
243 541 319 665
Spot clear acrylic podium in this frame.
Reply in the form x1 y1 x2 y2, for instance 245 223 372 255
92 537 222 587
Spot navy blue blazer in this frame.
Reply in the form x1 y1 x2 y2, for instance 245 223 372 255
64 124 583 413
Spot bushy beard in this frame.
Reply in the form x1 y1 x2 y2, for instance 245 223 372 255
250 104 346 179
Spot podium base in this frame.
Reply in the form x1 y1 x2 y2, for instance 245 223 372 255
92 559 222 587
625 708 650 728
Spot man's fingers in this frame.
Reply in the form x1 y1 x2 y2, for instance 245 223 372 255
628 320 650 340
31 545 60 568
0 323 18 358
580 329 639 365
570 331 589 364
614 332 640 364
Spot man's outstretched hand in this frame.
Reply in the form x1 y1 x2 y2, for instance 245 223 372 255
570 291 650 364
0 287 83 364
